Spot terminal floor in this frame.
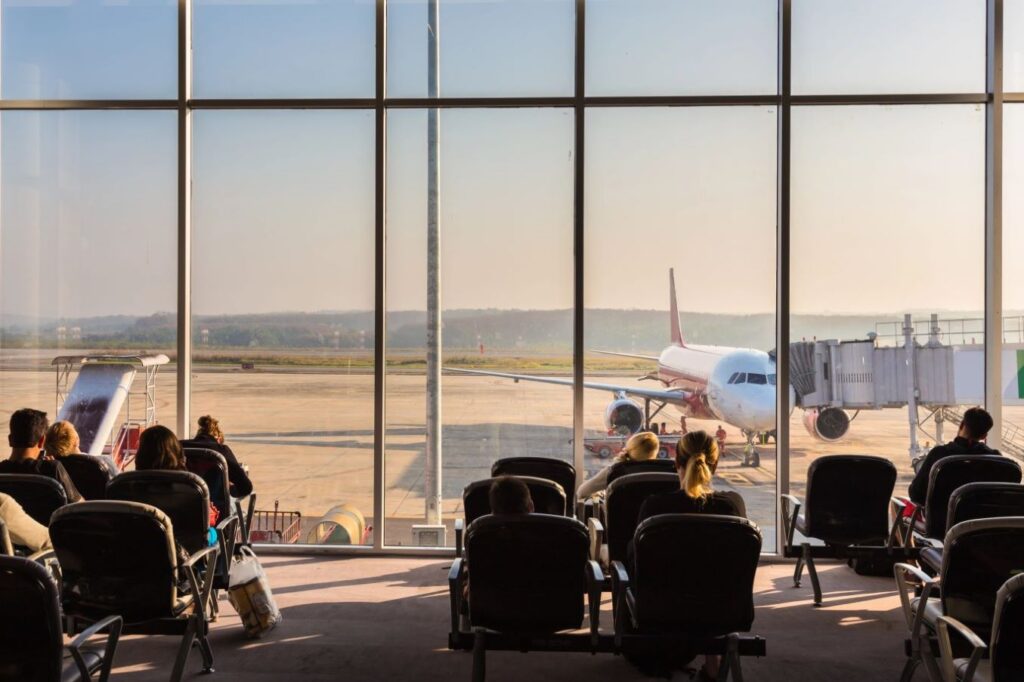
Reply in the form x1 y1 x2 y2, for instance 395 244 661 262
108 555 909 682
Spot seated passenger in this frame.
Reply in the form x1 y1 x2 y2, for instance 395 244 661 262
180 415 253 499
44 420 120 479
908 406 999 505
489 475 534 515
0 408 82 503
577 431 660 500
136 425 220 544
0 492 51 552
637 430 746 523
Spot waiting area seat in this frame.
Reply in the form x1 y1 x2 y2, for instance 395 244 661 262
50 501 219 682
604 458 676 486
490 457 576 515
937 573 1024 682
0 554 122 682
781 455 907 606
60 454 115 501
589 472 680 569
0 473 68 526
611 514 765 681
454 476 567 556
183 446 254 548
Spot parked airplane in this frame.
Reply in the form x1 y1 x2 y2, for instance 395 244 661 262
448 269 851 466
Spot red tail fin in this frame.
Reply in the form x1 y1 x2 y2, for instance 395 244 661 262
669 268 685 346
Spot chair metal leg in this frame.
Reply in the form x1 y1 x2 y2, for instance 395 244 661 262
900 654 920 682
170 617 198 682
471 629 486 682
197 633 215 674
803 544 823 606
793 553 805 587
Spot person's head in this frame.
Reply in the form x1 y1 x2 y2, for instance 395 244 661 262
196 415 224 444
488 476 534 515
675 430 720 499
44 421 80 457
135 425 185 471
958 407 994 443
9 408 48 452
621 431 660 462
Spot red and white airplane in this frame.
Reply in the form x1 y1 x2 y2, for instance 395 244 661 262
449 269 849 463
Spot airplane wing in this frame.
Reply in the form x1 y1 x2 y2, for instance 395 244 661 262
444 367 691 404
590 349 660 362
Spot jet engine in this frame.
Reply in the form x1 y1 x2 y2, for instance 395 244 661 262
802 407 851 442
604 398 645 436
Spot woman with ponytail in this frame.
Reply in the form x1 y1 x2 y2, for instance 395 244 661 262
180 415 254 499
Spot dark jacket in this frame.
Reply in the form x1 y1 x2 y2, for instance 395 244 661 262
179 435 253 498
908 436 999 504
0 456 83 503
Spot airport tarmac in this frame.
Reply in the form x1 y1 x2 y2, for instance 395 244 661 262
3 363 1022 548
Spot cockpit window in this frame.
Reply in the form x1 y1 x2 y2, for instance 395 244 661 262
733 372 747 384
727 372 739 384
768 374 777 385
747 373 767 385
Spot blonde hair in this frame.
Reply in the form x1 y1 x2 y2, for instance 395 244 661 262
676 430 719 499
622 431 660 462
196 415 224 443
44 421 79 457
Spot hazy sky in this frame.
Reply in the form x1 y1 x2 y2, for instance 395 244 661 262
1 0 1023 322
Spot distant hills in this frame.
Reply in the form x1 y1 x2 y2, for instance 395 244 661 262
0 308 993 353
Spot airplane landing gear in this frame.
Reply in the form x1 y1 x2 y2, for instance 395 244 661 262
741 431 761 468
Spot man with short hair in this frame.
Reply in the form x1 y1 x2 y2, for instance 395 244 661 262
0 408 82 502
908 406 998 504
488 475 534 515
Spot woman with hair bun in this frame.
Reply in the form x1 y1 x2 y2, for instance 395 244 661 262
180 415 253 499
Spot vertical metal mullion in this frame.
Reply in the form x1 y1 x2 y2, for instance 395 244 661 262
775 0 792 555
572 0 585 489
373 0 387 550
176 0 192 438
986 0 1004 449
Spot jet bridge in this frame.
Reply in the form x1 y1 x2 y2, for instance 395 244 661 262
791 314 1024 461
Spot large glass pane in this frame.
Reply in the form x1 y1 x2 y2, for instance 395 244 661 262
1 0 176 100
385 108 573 547
586 0 777 96
193 0 375 99
192 110 375 545
790 105 985 507
1004 105 1024 453
1008 0 1024 93
585 107 778 547
1 111 178 459
386 0 574 98
792 0 985 95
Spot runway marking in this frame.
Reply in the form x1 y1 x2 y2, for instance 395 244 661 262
719 471 752 486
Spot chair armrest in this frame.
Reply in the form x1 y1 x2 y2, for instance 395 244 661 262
180 545 221 622
587 518 604 564
609 561 633 648
68 614 123 682
448 558 465 640
27 548 55 564
937 616 988 682
216 514 240 565
895 562 939 637
781 494 802 548
181 544 219 569
585 560 604 650
904 505 924 551
888 498 907 549
454 518 465 558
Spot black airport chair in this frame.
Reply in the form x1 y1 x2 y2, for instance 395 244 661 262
0 555 122 682
589 472 680 569
0 474 68 526
50 501 219 682
610 514 765 681
60 454 115 501
781 455 901 606
918 483 1024 575
183 446 255 547
937 572 1024 682
490 457 576 516
605 458 676 486
895 517 1024 682
454 476 567 557
903 455 1022 548
447 514 605 681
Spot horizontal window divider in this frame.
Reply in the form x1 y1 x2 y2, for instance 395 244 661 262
583 95 779 106
0 99 178 110
790 93 988 105
1005 93 1024 103
189 98 378 109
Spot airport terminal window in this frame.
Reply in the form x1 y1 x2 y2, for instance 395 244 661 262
792 0 985 95
0 0 176 100
0 110 179 439
191 110 375 545
1009 1 1024 93
192 0 375 99
387 0 574 98
384 108 573 547
1005 106 1024 434
585 0 776 96
790 105 985 499
584 106 778 545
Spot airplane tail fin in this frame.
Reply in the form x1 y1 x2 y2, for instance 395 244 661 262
669 268 685 347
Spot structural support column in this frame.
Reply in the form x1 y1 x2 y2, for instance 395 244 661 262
572 0 586 488
372 0 387 550
986 0 1004 449
175 0 192 438
775 0 792 555
424 0 443 526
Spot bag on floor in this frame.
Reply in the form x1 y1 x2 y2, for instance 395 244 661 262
227 546 282 638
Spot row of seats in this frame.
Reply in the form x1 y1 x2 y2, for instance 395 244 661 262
447 456 765 681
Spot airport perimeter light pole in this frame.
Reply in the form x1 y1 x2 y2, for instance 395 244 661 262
424 0 444 534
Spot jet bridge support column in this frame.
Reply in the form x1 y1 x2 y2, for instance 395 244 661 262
904 314 922 461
